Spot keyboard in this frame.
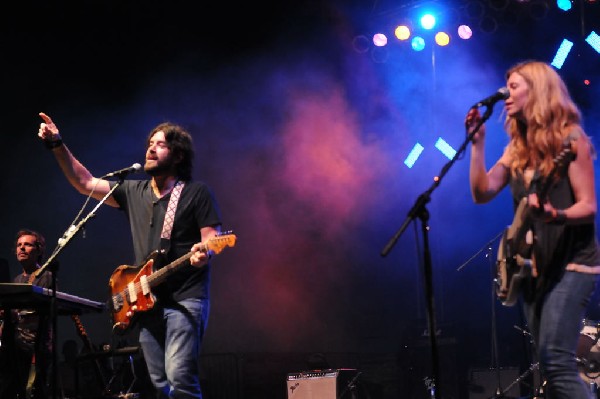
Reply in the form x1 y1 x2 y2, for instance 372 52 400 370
0 283 105 314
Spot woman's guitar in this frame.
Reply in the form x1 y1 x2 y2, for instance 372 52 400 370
495 142 574 306
108 232 236 333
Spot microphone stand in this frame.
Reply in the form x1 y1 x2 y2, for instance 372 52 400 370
34 180 124 399
488 243 504 399
456 232 507 398
381 104 496 399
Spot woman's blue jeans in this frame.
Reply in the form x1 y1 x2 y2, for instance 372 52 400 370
523 271 597 399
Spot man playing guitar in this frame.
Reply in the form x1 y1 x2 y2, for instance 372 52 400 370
38 113 222 398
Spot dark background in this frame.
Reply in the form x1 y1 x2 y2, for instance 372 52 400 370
2 0 600 398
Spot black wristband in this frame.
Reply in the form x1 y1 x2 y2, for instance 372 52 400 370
554 209 567 224
44 139 63 149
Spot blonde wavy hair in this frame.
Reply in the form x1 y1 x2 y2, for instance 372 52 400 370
504 61 583 179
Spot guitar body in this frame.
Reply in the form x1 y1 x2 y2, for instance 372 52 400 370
496 228 532 306
108 233 237 334
108 252 159 333
506 197 533 258
25 353 39 399
495 140 573 305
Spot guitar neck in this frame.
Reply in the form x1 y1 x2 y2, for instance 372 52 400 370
72 315 94 352
71 315 108 393
147 252 193 287
144 234 235 288
146 242 211 287
537 143 573 202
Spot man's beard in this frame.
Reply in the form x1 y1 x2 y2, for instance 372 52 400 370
144 160 173 176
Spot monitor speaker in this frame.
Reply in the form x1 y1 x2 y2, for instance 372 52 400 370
286 369 358 399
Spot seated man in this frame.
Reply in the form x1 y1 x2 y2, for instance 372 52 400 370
0 229 53 399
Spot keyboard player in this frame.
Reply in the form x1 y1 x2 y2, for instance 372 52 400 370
0 229 53 399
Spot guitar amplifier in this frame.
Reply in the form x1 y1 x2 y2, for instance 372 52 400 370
286 369 358 399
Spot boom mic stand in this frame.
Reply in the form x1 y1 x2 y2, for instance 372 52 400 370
487 240 507 399
458 235 542 399
381 104 497 399
456 232 507 398
34 180 124 399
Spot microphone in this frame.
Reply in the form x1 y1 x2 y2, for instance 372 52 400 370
101 163 142 178
472 87 509 108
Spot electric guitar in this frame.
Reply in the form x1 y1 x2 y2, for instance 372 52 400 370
71 315 109 395
496 141 574 306
108 232 236 333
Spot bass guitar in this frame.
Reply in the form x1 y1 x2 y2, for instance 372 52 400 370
496 141 573 306
108 232 236 333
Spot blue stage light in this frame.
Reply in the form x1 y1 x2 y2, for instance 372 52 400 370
420 14 436 30
550 39 573 69
435 138 456 160
404 143 424 168
586 31 600 54
411 36 426 51
557 0 572 11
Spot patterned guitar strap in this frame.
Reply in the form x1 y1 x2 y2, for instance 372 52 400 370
159 180 185 256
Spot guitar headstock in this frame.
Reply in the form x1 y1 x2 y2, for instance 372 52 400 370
553 139 574 174
71 314 88 337
537 138 574 198
206 231 237 255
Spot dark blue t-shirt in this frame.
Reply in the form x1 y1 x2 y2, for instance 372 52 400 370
111 180 221 301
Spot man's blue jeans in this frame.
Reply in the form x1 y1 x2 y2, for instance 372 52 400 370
523 271 597 399
139 298 210 398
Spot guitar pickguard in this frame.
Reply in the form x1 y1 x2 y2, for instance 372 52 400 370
108 258 156 332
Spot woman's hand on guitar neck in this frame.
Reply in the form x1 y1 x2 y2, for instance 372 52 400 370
527 193 563 223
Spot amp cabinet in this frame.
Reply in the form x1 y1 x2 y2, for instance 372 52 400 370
286 369 359 399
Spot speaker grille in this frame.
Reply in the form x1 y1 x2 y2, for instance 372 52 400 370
287 369 358 399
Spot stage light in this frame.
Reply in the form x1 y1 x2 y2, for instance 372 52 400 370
395 25 411 41
586 31 600 54
584 79 590 85
404 143 424 168
373 33 388 47
420 14 436 30
458 25 473 39
435 32 450 46
411 36 426 51
556 0 572 11
551 38 573 69
435 138 456 160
